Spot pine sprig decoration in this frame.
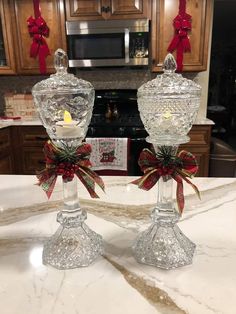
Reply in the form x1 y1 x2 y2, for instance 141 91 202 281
56 144 78 164
156 146 183 168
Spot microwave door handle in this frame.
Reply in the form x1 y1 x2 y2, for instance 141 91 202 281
124 28 130 64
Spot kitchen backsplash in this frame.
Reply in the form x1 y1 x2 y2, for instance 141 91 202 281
0 68 199 117
4 93 37 119
0 75 47 116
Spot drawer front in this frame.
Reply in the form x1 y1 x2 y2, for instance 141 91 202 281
188 125 211 146
179 145 209 177
22 147 45 174
20 126 48 146
0 154 13 174
0 127 11 150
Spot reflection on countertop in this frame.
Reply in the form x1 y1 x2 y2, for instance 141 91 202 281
0 175 236 314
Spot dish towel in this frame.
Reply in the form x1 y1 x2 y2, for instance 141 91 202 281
86 138 129 174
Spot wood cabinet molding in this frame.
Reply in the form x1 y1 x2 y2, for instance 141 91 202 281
66 0 150 21
0 0 17 74
65 0 104 20
12 0 67 74
152 0 213 72
109 0 151 19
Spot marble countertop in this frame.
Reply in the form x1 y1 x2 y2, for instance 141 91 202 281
0 119 42 129
0 175 235 314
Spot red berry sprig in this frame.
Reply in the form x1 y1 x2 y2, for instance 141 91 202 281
56 162 76 182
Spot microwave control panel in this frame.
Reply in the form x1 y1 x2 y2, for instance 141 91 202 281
130 32 148 58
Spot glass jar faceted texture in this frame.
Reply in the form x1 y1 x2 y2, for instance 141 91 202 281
32 49 95 147
137 53 201 145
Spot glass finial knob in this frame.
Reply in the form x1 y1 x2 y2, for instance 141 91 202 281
163 53 177 73
54 48 68 74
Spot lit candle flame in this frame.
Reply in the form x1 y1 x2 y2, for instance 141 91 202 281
163 110 172 119
64 110 72 123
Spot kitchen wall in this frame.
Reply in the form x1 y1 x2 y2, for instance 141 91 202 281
0 66 209 121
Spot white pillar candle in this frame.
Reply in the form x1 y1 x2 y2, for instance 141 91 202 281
55 111 84 138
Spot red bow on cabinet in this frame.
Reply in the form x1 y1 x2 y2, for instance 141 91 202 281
27 0 50 74
167 0 192 72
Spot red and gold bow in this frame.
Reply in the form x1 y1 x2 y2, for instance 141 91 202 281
37 141 105 199
27 0 50 74
167 0 191 72
131 148 200 214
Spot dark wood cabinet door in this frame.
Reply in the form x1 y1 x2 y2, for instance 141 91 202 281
0 127 13 174
12 0 66 74
66 0 150 20
109 0 150 19
65 0 105 20
0 0 16 74
0 154 13 174
21 147 45 174
180 125 212 177
152 0 213 72
19 126 48 147
12 126 48 174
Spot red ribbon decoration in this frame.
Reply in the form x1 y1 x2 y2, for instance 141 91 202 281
131 148 200 214
167 0 191 72
27 0 50 74
36 141 105 199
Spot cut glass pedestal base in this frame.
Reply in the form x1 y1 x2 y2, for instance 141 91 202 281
43 209 104 269
133 210 196 270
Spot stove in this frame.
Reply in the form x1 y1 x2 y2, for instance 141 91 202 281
88 89 147 137
87 89 150 175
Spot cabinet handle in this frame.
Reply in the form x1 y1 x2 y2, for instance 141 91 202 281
124 28 130 64
35 136 48 141
101 6 110 13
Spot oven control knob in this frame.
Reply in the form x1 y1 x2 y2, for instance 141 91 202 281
118 127 125 136
87 127 95 136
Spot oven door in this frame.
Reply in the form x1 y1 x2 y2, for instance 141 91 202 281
128 138 151 176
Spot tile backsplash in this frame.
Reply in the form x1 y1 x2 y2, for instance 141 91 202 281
0 68 205 119
0 75 47 115
4 93 37 119
0 69 152 115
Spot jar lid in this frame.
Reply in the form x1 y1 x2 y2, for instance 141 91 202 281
32 49 93 95
138 54 201 98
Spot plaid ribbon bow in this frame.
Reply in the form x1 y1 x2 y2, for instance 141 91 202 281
131 147 200 213
37 141 105 199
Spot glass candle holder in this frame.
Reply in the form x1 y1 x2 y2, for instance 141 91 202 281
133 54 201 269
32 49 103 269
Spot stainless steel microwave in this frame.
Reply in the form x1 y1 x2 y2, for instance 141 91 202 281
66 19 149 67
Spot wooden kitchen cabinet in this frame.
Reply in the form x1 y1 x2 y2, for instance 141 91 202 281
66 0 150 21
19 126 48 174
0 124 211 176
11 0 66 74
12 126 48 174
0 127 13 174
181 125 212 177
0 0 16 74
151 0 213 72
21 147 47 174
